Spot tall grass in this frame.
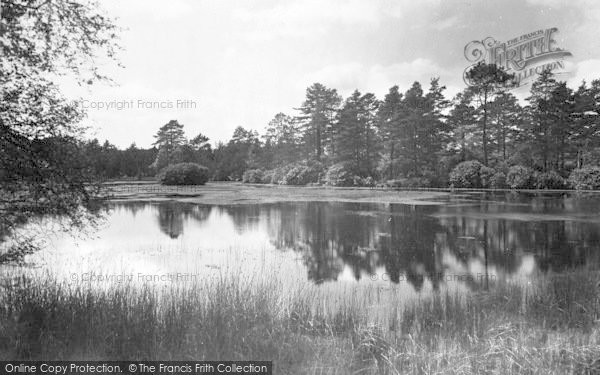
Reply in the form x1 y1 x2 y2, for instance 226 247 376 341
1 270 600 374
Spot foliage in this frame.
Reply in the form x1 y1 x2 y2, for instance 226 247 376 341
479 166 495 188
68 69 600 192
158 163 209 185
17 68 600 197
363 176 376 187
242 169 265 184
377 86 403 180
296 83 342 161
281 162 324 186
568 167 600 190
449 161 487 188
464 62 516 165
1 0 119 262
262 113 301 167
83 140 157 179
151 120 186 170
490 171 508 189
525 71 573 173
387 79 450 179
534 171 568 190
324 163 355 187
335 90 380 177
213 127 261 181
506 165 535 189
265 165 294 185
260 169 276 184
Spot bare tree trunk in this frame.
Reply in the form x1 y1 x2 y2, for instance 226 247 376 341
482 92 488 166
389 142 395 179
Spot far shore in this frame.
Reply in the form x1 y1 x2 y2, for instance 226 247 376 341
101 181 450 205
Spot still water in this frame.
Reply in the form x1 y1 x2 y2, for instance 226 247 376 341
21 192 600 294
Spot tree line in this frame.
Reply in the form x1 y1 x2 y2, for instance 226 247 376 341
85 64 600 189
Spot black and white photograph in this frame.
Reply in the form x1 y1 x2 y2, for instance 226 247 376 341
2 0 600 373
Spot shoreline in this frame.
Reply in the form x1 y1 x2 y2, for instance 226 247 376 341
101 181 451 205
100 181 600 206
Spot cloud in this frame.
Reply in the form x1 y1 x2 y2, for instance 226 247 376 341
303 58 452 97
233 0 392 41
568 59 600 86
434 15 460 31
525 0 597 8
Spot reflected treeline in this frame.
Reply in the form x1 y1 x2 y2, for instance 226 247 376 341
115 197 600 290
118 202 212 239
219 198 600 289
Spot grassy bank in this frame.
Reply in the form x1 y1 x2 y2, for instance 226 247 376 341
1 271 600 374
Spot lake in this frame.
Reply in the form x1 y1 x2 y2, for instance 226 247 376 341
12 191 600 297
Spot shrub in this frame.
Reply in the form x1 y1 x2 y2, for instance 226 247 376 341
568 166 600 190
490 172 508 189
261 169 275 184
505 165 535 189
298 163 323 184
401 177 432 188
281 162 323 185
449 161 486 188
158 163 209 185
409 177 433 188
242 169 265 184
268 166 290 184
282 166 306 185
480 166 495 188
324 163 355 187
363 176 376 187
534 171 568 189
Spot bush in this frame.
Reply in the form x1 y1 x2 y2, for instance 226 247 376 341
261 169 275 184
505 165 535 189
281 162 323 185
408 177 433 188
324 163 355 187
490 172 508 189
480 166 495 188
363 176 376 187
158 163 209 185
449 161 487 188
268 166 289 184
242 169 265 184
568 166 600 190
534 171 568 189
352 175 364 186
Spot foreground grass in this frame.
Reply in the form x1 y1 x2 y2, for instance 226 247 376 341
1 271 600 374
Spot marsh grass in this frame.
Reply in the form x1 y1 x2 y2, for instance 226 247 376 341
1 270 600 374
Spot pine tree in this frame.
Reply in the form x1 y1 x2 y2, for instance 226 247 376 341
264 113 301 166
464 62 515 165
335 90 380 176
488 92 521 163
296 83 342 161
525 70 573 172
377 86 403 179
151 120 187 170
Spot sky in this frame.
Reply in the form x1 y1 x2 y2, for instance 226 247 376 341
61 0 600 149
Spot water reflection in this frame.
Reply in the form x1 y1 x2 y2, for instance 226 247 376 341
40 194 600 293
155 203 212 238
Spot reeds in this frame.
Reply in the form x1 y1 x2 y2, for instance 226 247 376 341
1 269 599 374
